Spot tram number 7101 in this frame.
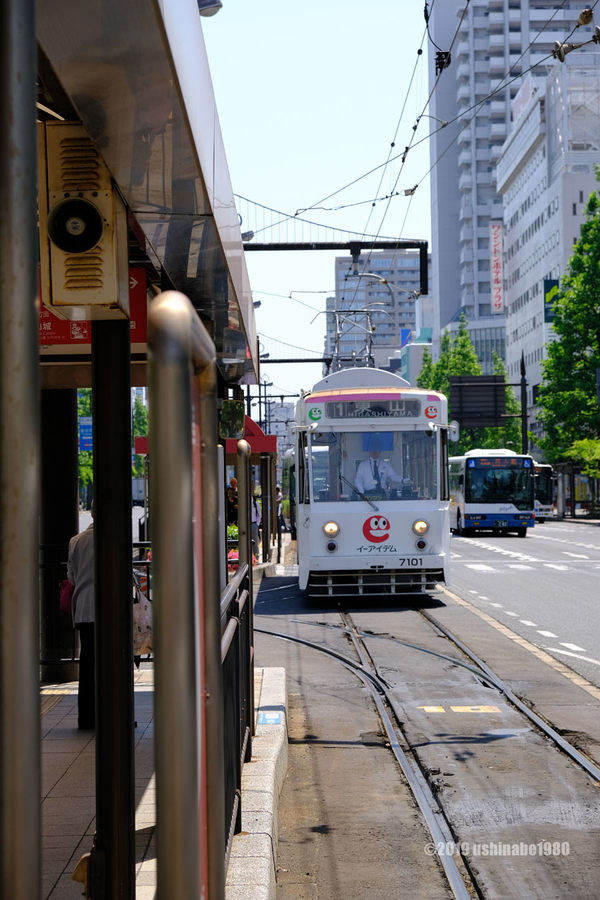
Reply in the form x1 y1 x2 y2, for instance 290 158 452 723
399 558 423 567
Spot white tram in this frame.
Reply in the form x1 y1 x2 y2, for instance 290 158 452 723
291 367 451 598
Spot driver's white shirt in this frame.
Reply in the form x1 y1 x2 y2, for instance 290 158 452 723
355 457 402 494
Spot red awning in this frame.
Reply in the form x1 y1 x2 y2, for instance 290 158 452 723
225 415 277 463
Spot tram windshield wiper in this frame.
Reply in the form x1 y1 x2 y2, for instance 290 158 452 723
340 474 379 511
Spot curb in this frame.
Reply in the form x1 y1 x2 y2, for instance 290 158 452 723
226 667 288 900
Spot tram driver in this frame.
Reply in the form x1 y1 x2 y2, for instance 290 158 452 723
355 438 404 497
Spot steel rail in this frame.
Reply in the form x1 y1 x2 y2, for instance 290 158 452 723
255 626 472 900
418 609 600 784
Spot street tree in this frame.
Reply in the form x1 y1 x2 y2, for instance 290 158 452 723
537 187 600 462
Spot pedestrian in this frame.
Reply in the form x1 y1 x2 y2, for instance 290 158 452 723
275 484 286 532
251 492 262 558
66 502 96 730
227 476 238 525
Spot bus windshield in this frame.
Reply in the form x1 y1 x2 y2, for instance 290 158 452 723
465 466 534 510
309 429 437 502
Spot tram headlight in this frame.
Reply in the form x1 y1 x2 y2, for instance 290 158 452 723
412 519 429 535
323 521 340 537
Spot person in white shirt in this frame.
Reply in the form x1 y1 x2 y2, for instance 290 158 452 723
251 493 262 557
355 450 403 495
67 507 96 730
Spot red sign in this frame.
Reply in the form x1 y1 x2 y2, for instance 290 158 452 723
38 268 147 346
362 515 390 543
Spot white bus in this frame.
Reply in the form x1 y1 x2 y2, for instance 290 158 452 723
533 461 554 522
449 449 535 538
291 367 452 598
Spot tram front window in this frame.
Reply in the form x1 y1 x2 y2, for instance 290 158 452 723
309 430 437 502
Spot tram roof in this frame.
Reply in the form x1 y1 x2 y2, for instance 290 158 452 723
37 0 257 385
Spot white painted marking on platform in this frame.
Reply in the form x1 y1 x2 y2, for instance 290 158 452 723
546 648 600 667
520 620 537 627
559 642 587 652
537 630 557 638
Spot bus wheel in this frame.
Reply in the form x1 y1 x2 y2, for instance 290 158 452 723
516 527 527 538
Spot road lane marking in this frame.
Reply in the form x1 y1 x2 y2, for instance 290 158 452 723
563 552 590 559
560 642 587 652
450 705 501 713
537 630 557 637
544 564 569 570
417 706 445 713
546 648 600 668
520 620 537 626
465 564 495 571
489 603 503 607
438 585 600 701
504 612 519 617
507 564 533 570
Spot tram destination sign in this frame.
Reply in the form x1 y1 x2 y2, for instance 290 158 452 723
324 399 421 419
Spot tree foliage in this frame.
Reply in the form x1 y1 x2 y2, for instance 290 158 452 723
537 185 600 462
132 395 149 477
417 315 522 455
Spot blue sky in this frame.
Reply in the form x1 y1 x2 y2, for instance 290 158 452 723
203 1 436 398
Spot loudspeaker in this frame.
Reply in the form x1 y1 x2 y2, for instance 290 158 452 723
38 121 129 320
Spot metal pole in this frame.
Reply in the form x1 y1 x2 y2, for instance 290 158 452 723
149 296 201 900
236 440 254 755
520 352 528 455
148 292 224 900
90 321 135 900
0 0 40 897
198 335 227 900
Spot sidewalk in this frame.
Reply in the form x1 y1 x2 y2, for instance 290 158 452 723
41 664 288 900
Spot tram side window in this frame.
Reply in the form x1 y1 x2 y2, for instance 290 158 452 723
297 433 310 504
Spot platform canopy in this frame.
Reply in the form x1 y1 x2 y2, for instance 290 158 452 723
37 0 257 385
225 416 277 465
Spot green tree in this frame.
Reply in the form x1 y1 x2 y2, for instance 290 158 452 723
537 187 600 462
132 395 149 477
416 346 434 389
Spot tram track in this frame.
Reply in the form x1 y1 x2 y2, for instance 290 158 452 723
256 597 600 900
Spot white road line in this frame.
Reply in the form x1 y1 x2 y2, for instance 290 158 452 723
537 630 557 637
469 590 478 594
562 552 590 559
546 647 600 667
489 603 503 608
478 595 490 600
504 612 519 617
507 564 533 570
520 620 537 626
559 642 587 652
465 564 495 571
544 564 569 571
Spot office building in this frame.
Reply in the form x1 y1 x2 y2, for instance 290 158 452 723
428 0 591 371
497 56 600 445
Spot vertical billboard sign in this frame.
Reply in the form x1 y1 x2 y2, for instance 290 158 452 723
544 279 559 323
490 222 504 314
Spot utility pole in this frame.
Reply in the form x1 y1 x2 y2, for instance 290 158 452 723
520 352 528 454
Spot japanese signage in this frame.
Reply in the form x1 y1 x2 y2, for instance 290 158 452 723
39 268 147 346
79 417 93 452
490 222 504 315
324 399 421 419
467 457 531 468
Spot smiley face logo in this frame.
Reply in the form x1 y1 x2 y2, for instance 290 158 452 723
362 515 390 543
308 406 322 421
424 405 438 419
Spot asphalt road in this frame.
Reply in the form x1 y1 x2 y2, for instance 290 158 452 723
448 520 600 687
